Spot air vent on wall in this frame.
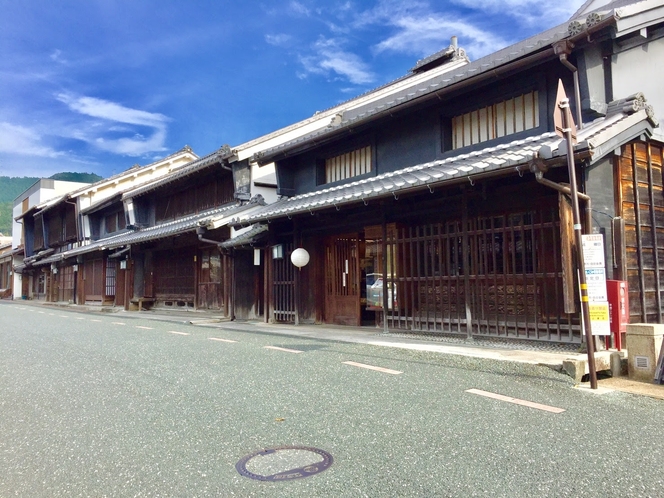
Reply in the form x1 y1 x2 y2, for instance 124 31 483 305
635 356 650 369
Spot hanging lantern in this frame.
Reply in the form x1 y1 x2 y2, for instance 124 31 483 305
290 247 310 268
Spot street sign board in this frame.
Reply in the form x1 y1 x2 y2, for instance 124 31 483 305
582 234 606 268
588 303 611 336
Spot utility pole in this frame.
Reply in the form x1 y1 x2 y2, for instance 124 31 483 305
554 79 598 389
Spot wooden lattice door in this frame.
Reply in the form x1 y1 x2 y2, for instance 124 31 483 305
325 234 360 326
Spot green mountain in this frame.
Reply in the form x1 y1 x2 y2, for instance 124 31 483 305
49 172 103 183
0 173 103 236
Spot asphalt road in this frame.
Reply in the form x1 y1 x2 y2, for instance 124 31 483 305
1 303 663 497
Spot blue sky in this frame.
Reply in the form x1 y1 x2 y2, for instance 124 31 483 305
0 0 586 179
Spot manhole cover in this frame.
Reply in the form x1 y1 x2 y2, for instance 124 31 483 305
236 446 333 481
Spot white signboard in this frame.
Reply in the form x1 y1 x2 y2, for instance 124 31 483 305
582 234 610 336
582 234 605 268
585 268 608 302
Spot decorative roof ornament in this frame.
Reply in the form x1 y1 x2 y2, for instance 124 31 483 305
328 113 343 128
410 36 469 73
586 11 603 27
219 144 232 157
568 20 585 36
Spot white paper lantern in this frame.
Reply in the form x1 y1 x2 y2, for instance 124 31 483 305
290 247 310 268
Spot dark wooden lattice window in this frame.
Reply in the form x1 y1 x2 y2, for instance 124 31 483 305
155 176 235 223
105 258 116 297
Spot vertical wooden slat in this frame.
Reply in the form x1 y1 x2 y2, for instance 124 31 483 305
646 144 663 321
519 218 527 337
490 217 499 336
462 190 472 337
632 144 647 321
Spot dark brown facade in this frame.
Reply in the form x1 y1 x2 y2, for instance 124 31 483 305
264 169 583 343
615 141 664 324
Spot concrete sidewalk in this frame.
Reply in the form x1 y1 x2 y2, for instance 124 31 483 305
8 299 664 399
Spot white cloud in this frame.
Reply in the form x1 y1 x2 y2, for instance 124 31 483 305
49 49 68 65
56 94 170 156
300 38 375 85
450 0 583 27
94 128 167 156
0 122 65 158
373 15 510 60
289 1 311 16
57 94 169 128
265 33 292 46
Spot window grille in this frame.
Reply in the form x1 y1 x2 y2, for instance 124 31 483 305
105 258 116 297
325 145 371 184
451 91 539 149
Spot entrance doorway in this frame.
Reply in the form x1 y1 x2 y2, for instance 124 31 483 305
324 234 360 325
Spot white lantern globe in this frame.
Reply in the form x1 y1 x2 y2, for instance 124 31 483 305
290 248 310 268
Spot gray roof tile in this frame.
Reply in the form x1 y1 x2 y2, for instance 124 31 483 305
238 102 657 225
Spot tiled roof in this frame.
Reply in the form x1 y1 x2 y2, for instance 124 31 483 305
70 145 198 199
101 203 245 249
219 224 268 249
252 24 571 163
239 100 657 225
122 147 233 200
40 203 246 261
240 132 559 224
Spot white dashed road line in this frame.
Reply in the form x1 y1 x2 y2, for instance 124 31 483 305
168 331 190 336
112 322 126 325
264 346 304 354
209 337 237 343
135 326 153 330
465 388 565 413
342 361 402 375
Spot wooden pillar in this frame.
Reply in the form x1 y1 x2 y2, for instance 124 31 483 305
382 216 389 333
264 246 271 323
293 221 300 326
462 187 472 338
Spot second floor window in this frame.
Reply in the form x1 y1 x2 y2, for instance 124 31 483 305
325 145 372 184
104 211 126 234
451 90 539 150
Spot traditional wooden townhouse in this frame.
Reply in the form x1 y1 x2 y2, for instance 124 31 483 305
57 147 269 316
213 47 470 321
227 0 664 346
0 236 12 298
15 146 198 304
12 178 92 300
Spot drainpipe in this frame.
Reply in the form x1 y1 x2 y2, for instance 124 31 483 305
534 171 592 230
196 226 222 247
554 41 583 130
108 246 131 259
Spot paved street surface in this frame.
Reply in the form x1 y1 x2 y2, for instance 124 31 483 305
1 302 663 497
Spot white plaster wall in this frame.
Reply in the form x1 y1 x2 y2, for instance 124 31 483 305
74 151 197 209
53 180 89 196
612 36 664 142
251 163 278 204
12 266 22 300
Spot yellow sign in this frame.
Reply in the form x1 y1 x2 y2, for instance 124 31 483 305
588 302 611 336
589 303 609 321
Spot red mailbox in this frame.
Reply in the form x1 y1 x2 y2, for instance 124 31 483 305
607 280 629 350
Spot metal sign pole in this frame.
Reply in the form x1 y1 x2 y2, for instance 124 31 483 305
559 94 598 389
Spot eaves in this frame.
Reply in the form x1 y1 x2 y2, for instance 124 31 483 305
121 147 233 201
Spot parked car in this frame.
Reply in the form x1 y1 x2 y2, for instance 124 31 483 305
366 273 396 310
